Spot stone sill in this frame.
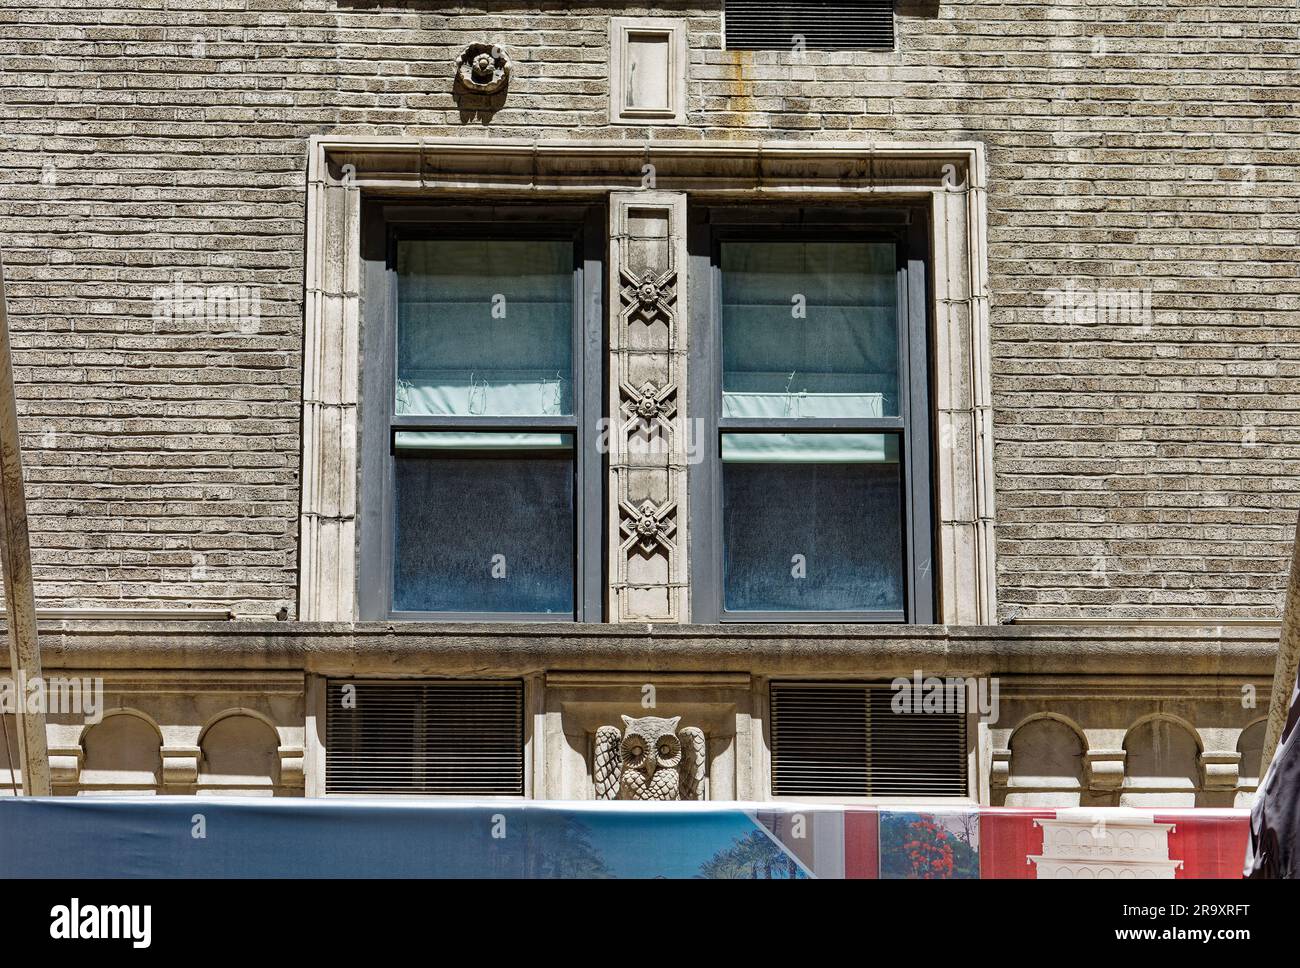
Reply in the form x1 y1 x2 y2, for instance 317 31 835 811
0 620 1276 677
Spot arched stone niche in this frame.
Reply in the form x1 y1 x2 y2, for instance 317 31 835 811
198 713 281 796
1121 718 1199 807
80 712 163 794
1005 716 1085 807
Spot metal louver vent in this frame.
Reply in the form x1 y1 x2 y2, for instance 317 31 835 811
725 0 895 51
771 683 968 797
326 680 524 795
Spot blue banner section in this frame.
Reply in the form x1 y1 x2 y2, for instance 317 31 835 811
0 798 841 879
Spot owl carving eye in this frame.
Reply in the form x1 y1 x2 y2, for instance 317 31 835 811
656 735 682 766
620 735 647 765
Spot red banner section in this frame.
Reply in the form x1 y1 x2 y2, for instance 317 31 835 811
847 806 1249 880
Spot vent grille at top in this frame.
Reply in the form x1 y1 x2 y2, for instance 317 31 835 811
770 683 968 797
326 680 524 795
724 0 895 51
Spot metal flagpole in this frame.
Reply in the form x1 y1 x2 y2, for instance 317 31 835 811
0 250 50 796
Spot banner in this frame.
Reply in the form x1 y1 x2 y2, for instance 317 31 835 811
0 798 1249 879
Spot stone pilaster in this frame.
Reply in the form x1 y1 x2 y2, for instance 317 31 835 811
932 154 996 625
299 147 360 622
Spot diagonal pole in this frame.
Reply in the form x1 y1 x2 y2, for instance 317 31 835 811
1261 511 1300 771
0 251 50 796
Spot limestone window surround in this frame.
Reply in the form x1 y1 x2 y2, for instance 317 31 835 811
299 137 996 626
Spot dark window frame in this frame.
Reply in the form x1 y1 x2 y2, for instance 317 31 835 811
687 204 935 624
358 202 606 622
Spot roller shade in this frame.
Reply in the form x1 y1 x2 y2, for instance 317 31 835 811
725 0 895 51
721 431 898 463
326 680 524 795
771 683 968 797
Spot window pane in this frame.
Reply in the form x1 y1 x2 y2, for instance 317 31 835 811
394 455 574 614
396 239 574 417
722 434 903 612
720 241 899 418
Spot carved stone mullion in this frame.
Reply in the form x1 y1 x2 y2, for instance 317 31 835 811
608 192 689 623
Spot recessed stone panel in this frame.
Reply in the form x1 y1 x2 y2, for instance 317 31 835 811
609 18 687 126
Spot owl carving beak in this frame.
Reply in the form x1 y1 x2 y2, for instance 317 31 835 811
644 757 658 782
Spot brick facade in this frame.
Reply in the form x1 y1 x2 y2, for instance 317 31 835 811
0 0 1296 620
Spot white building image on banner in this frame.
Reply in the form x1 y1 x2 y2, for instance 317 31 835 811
1029 809 1183 880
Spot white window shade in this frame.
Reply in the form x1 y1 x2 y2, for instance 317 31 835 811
722 389 885 420
722 432 898 464
395 371 569 418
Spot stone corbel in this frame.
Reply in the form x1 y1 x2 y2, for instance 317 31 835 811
48 745 83 787
990 748 1011 790
1084 749 1126 792
1199 751 1240 791
160 745 201 786
279 746 306 789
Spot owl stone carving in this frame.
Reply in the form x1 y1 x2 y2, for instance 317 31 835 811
593 715 706 801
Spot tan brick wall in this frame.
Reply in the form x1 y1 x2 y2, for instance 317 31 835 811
0 0 1296 618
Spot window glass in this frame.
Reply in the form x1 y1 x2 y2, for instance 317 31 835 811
721 433 903 612
393 454 575 614
396 239 574 417
720 241 898 418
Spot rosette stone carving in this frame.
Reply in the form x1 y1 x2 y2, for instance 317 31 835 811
619 379 677 435
619 498 677 556
619 267 676 326
456 43 511 95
